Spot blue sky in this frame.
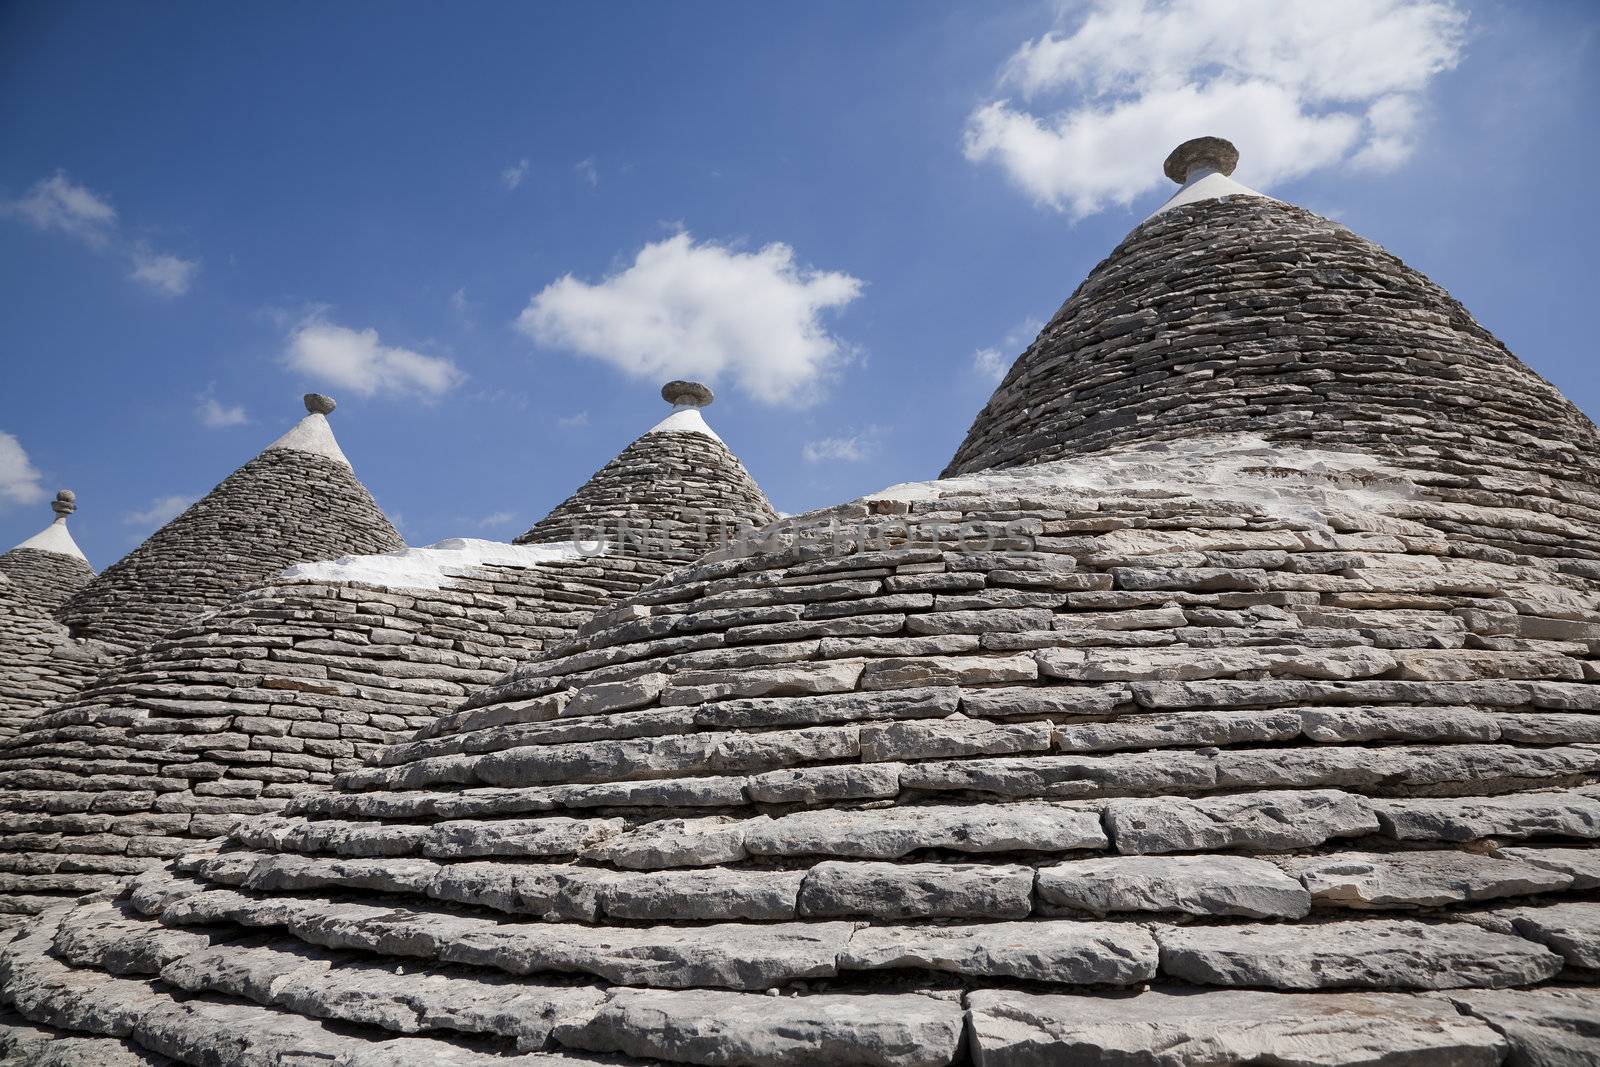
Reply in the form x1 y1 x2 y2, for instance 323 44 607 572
2 1 1596 567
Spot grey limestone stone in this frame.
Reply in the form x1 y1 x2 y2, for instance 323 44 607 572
1283 849 1573 909
841 920 1158 984
1105 790 1378 854
797 860 1034 919
1038 854 1310 918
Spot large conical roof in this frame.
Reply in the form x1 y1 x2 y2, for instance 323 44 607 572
4 144 1598 1066
56 394 403 650
517 380 777 563
945 138 1600 509
0 490 93 614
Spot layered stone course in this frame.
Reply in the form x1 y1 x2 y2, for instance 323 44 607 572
5 436 1597 1064
0 576 118 741
518 429 776 564
0 548 94 617
59 447 403 652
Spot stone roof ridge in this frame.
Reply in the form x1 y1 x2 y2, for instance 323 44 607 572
263 392 351 468
8 489 89 564
1146 134 1271 220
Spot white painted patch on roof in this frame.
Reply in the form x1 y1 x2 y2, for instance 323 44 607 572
11 518 89 562
280 537 602 591
265 413 351 467
647 405 723 443
1147 167 1271 220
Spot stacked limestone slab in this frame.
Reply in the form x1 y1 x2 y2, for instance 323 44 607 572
0 387 773 932
57 395 404 653
0 493 119 739
3 140 1598 1065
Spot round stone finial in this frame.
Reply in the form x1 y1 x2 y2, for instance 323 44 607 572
51 489 76 518
661 380 714 408
1163 136 1240 184
303 393 337 416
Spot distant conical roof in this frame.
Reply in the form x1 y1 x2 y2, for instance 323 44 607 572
56 394 403 650
517 380 776 563
945 137 1600 507
0 489 93 613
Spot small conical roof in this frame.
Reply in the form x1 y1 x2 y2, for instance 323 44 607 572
517 380 777 563
57 394 403 649
0 489 94 613
945 137 1600 503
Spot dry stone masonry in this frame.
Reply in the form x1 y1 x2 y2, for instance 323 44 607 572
0 386 773 934
2 139 1598 1065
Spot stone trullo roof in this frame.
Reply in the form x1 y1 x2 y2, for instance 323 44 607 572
0 492 116 740
0 386 772 934
3 140 1599 1066
518 380 777 563
56 394 404 652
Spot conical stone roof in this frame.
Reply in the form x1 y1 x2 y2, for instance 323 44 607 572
57 395 404 652
518 381 777 563
0 386 774 929
4 142 1599 1066
0 492 114 740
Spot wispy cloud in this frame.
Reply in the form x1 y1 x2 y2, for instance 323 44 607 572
474 510 518 530
285 318 465 401
518 231 864 407
973 317 1045 384
557 411 589 429
575 157 599 187
502 159 530 191
0 431 47 510
123 493 194 528
196 389 249 428
802 426 884 464
964 0 1468 218
2 171 199 295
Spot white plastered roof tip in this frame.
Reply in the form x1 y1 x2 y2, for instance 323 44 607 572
11 517 89 563
1146 166 1272 221
279 536 604 591
264 413 352 468
647 405 723 443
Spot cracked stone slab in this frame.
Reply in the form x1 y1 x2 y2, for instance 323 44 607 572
1444 987 1600 1067
1492 903 1600 970
1105 789 1377 854
841 920 1157 984
797 860 1034 919
1282 849 1573 909
1498 846 1600 890
744 803 1106 860
966 987 1507 1066
1037 854 1310 918
1156 918 1564 990
553 988 964 1067
1375 793 1600 843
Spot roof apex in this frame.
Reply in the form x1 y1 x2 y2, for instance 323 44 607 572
9 490 88 563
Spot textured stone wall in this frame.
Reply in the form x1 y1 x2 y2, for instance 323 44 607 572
0 577 118 740
0 548 94 616
945 199 1600 526
58 447 403 651
518 429 777 564
0 552 673 922
5 436 1594 1064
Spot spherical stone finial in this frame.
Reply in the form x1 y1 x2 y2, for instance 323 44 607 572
661 380 714 408
303 393 337 416
51 489 76 518
1163 136 1240 184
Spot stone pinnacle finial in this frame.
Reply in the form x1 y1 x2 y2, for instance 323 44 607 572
661 380 714 409
303 393 337 416
51 489 76 519
1163 136 1240 184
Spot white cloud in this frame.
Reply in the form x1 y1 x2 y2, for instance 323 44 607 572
517 232 864 406
802 426 884 464
575 157 599 187
973 317 1045 383
123 494 194 528
196 391 249 428
474 510 517 529
502 159 530 190
285 319 465 400
450 287 470 314
0 432 47 510
3 171 199 293
130 246 199 296
557 411 589 429
973 347 1008 383
965 0 1467 217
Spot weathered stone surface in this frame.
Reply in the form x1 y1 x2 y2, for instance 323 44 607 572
555 988 964 1067
860 716 1051 761
1038 855 1310 918
1106 790 1377 854
1283 850 1572 909
1376 794 1600 843
797 860 1033 919
1494 903 1600 969
1499 846 1600 890
1446 987 1600 1067
745 803 1106 859
842 921 1157 984
1157 919 1564 990
583 816 753 869
967 987 1507 1066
